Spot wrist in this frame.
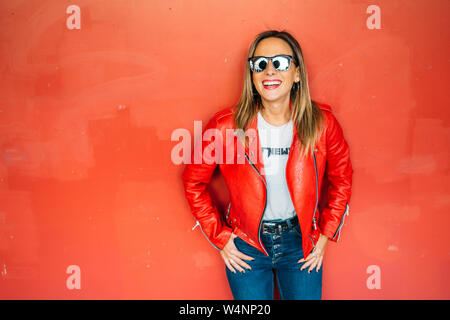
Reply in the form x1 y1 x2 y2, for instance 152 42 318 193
320 233 328 239
318 234 329 245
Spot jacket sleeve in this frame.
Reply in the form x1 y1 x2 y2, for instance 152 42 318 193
319 112 353 242
181 115 232 250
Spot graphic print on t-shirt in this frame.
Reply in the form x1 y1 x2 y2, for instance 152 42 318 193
261 147 290 158
258 116 291 176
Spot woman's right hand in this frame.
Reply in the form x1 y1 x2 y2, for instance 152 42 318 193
220 234 255 273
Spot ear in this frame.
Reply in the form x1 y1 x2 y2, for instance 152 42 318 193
295 65 300 82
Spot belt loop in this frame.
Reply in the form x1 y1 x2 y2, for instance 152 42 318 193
286 218 292 229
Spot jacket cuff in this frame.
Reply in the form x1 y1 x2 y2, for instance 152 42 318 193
214 227 233 250
319 204 350 242
193 220 233 251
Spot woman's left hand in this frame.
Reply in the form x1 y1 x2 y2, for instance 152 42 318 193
298 234 328 273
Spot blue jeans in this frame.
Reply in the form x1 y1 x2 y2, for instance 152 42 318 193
225 220 322 300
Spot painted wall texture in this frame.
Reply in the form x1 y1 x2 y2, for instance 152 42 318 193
0 0 449 299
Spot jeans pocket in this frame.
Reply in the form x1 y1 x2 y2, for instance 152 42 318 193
234 237 260 256
233 236 248 250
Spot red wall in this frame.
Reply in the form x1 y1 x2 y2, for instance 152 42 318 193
0 0 448 299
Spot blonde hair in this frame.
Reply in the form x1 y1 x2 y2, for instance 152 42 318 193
233 30 324 158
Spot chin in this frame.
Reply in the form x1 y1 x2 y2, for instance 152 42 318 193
259 93 290 104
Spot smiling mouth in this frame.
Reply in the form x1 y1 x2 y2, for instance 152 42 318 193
262 80 282 90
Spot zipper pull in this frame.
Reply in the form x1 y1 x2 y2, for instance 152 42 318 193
312 217 317 230
192 221 200 231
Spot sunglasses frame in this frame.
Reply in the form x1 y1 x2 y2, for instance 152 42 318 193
248 54 294 72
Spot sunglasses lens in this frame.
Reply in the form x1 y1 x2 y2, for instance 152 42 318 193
273 59 280 69
252 57 268 72
272 56 291 71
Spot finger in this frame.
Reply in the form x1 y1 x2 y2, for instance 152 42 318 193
233 250 255 262
231 256 252 270
229 258 246 273
307 259 318 273
224 259 236 274
305 253 315 261
298 256 307 263
300 257 314 271
316 256 323 272
298 253 314 267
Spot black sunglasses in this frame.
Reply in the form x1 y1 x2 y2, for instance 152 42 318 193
248 55 294 72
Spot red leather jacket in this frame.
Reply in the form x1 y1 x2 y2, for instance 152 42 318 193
182 101 353 259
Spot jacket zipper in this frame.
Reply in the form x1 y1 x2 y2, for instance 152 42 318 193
331 203 349 242
192 220 220 251
312 150 319 230
308 150 319 253
225 202 231 220
244 153 269 256
309 235 316 249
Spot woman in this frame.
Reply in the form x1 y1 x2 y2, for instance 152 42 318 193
182 30 353 300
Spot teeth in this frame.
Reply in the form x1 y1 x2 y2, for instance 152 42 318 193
263 81 281 86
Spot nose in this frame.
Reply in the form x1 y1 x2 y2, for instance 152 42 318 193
264 60 276 75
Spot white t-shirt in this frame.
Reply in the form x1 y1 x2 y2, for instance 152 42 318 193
257 111 296 221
